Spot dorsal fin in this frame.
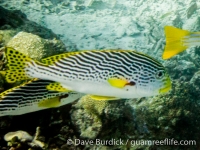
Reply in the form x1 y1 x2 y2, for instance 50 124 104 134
41 51 81 65
41 50 137 65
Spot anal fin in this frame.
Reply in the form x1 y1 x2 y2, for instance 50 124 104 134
89 95 119 101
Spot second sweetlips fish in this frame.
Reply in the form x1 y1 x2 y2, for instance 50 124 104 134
0 79 84 116
5 47 171 100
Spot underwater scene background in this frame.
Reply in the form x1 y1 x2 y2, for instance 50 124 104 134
0 0 200 149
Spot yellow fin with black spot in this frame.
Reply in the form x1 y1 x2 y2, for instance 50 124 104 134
38 97 61 108
5 47 42 83
107 77 128 88
46 82 70 92
163 26 190 59
89 95 118 100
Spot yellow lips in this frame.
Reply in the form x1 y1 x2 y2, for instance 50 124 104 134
159 77 172 94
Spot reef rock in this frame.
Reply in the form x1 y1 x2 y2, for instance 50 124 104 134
0 30 17 46
4 127 45 149
189 70 200 98
164 58 197 81
4 130 33 142
187 2 197 19
7 31 66 60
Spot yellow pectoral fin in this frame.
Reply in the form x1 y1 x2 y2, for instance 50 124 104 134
89 95 119 101
38 97 60 108
46 82 70 92
108 78 128 88
163 26 190 59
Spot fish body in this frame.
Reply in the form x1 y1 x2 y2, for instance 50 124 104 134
5 48 171 99
163 26 200 59
0 79 83 116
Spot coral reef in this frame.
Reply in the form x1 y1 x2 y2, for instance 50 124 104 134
70 96 136 149
4 127 45 149
127 80 200 150
70 95 105 139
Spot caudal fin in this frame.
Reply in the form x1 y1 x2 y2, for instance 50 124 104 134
5 47 36 83
162 26 190 59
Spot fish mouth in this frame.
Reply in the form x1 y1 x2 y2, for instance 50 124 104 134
159 78 172 94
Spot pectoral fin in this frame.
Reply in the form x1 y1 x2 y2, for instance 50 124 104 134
46 82 70 92
108 78 128 88
89 95 119 100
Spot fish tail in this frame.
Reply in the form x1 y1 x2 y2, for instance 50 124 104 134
5 47 44 83
162 26 191 59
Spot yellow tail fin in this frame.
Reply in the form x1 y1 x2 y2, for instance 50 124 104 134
5 47 35 83
162 26 190 59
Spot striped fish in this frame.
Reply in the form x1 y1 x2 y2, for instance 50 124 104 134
0 79 83 116
5 47 171 100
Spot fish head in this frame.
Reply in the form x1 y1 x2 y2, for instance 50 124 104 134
132 68 171 97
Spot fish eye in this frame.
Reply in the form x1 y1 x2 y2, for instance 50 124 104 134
156 70 165 79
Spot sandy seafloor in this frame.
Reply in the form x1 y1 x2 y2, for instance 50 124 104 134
0 0 200 150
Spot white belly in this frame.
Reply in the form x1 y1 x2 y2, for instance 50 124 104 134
61 80 141 98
